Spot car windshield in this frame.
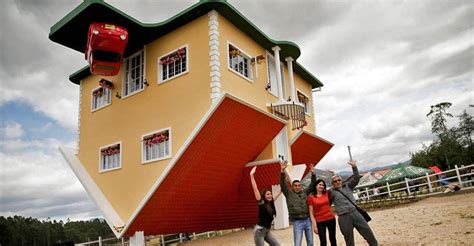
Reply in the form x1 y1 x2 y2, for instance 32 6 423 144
93 50 121 62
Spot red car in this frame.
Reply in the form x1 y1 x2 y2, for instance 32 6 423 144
85 23 128 76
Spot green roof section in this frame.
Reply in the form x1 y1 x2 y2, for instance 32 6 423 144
50 0 323 88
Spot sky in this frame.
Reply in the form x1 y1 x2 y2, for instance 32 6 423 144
0 0 472 221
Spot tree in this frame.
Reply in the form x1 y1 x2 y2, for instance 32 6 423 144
457 109 474 164
426 102 453 137
412 103 473 170
426 102 453 168
457 110 473 148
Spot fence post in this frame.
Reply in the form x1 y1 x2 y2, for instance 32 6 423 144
405 177 411 196
207 232 210 238
161 235 165 246
98 236 102 246
386 182 392 197
179 233 183 243
193 232 196 240
426 173 433 192
455 165 463 185
365 187 370 200
121 237 124 246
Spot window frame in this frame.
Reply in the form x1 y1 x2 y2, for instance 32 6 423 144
266 51 286 98
122 49 145 99
91 86 112 112
296 89 311 116
158 44 189 84
98 141 122 173
141 127 172 164
227 41 253 82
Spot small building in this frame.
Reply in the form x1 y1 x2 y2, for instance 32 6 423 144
50 0 333 239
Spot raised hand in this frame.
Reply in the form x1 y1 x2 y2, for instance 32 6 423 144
348 160 357 167
250 166 257 176
309 163 315 173
280 160 288 171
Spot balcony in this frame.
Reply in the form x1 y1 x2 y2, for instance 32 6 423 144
269 101 306 130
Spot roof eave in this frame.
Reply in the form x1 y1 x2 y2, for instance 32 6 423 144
51 0 323 87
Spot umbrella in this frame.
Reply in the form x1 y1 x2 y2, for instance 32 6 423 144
375 164 434 185
428 166 442 174
356 172 383 189
429 165 449 185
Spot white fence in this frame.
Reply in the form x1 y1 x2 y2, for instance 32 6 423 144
355 164 474 201
76 228 243 246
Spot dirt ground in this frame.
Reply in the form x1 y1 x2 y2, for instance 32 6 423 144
184 192 474 245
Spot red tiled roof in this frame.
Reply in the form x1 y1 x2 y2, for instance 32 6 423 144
290 131 333 177
124 96 285 236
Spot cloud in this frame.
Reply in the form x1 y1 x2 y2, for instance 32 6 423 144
0 138 100 220
2 121 24 139
0 0 81 130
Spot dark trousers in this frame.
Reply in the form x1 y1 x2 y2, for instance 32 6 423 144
316 218 337 246
338 210 377 246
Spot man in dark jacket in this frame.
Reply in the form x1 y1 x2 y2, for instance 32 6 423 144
280 161 316 246
330 160 377 246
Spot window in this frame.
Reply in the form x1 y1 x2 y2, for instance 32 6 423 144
99 143 121 172
142 128 171 163
123 50 144 96
159 46 188 82
93 50 121 62
266 53 285 97
228 44 252 79
297 91 310 114
91 87 111 111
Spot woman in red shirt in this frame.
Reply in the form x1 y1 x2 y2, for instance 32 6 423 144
308 179 336 246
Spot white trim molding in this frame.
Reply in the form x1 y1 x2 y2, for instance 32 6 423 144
98 141 123 173
296 89 311 116
227 41 254 83
141 127 172 164
59 146 125 238
157 44 189 84
208 10 221 103
77 81 83 154
91 85 112 112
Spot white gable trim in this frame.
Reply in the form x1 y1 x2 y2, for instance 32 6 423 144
59 146 124 238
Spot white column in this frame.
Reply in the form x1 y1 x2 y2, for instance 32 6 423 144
426 173 433 192
386 182 392 197
405 178 411 196
273 184 289 229
365 187 370 200
285 57 295 101
455 165 463 185
272 46 284 101
129 231 145 246
98 236 102 246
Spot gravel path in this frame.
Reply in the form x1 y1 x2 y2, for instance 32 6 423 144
183 192 474 245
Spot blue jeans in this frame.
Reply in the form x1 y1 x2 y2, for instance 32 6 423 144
293 217 313 246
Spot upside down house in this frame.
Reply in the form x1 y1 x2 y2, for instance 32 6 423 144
50 0 334 239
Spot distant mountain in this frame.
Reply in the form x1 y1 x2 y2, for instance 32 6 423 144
363 159 411 173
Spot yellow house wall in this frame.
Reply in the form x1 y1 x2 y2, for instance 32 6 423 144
291 72 316 139
77 15 211 222
217 16 316 160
